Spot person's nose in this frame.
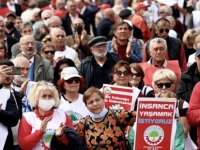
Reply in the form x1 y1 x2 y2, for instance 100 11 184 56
162 85 167 90
22 69 29 76
93 101 98 106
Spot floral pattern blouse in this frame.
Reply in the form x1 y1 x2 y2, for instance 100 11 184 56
76 109 136 150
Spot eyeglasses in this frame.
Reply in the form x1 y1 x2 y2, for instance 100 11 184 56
44 51 55 55
132 73 141 77
159 28 169 33
65 77 80 84
115 70 130 76
156 82 173 89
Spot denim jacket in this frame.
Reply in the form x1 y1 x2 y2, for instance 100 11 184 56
106 40 142 63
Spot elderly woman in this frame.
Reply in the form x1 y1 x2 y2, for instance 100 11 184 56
128 89 185 150
129 63 155 97
111 60 132 87
57 67 90 125
18 81 73 150
152 69 190 140
75 87 136 149
41 43 56 68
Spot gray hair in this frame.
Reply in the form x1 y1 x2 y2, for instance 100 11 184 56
50 27 66 37
46 16 62 26
12 56 30 66
22 22 33 29
149 38 167 52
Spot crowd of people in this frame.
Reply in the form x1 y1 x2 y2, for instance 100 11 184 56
1 0 200 149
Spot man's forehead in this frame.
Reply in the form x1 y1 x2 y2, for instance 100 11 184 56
20 36 35 42
54 30 65 36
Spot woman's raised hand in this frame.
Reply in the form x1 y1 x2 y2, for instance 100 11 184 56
40 116 52 132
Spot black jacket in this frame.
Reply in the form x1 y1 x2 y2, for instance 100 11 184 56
176 62 200 102
79 53 119 92
0 89 21 150
6 35 18 59
61 13 84 36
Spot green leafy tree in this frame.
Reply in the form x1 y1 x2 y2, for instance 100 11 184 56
149 131 159 141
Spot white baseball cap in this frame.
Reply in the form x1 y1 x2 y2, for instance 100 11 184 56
61 67 81 80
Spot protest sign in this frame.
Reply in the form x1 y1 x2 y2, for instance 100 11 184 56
134 98 176 150
102 84 140 111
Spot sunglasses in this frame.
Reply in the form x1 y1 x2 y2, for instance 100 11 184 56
65 77 80 84
44 51 55 55
159 28 169 33
115 70 130 76
156 82 173 89
132 73 141 77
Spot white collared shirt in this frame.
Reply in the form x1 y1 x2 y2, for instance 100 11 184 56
29 56 35 67
147 58 167 68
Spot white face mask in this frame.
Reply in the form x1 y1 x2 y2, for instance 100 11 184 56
38 99 55 111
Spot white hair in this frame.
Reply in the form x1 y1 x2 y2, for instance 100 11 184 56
149 38 167 52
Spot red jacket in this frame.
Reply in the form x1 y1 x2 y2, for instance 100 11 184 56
187 82 200 149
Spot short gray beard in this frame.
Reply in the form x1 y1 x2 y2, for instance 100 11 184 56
93 51 107 58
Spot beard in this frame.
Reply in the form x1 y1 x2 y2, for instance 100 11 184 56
93 51 107 58
14 75 28 85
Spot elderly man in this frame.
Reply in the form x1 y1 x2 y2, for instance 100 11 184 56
12 57 29 92
140 37 181 87
177 48 200 102
66 18 93 59
107 20 142 63
41 9 54 23
79 36 119 92
11 22 43 58
46 16 62 29
177 47 200 146
143 17 187 72
50 27 80 67
18 35 53 82
61 0 84 36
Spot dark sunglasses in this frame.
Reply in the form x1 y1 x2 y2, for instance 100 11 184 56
132 73 141 77
65 77 80 84
44 51 55 55
115 70 130 76
159 28 169 33
156 82 172 89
